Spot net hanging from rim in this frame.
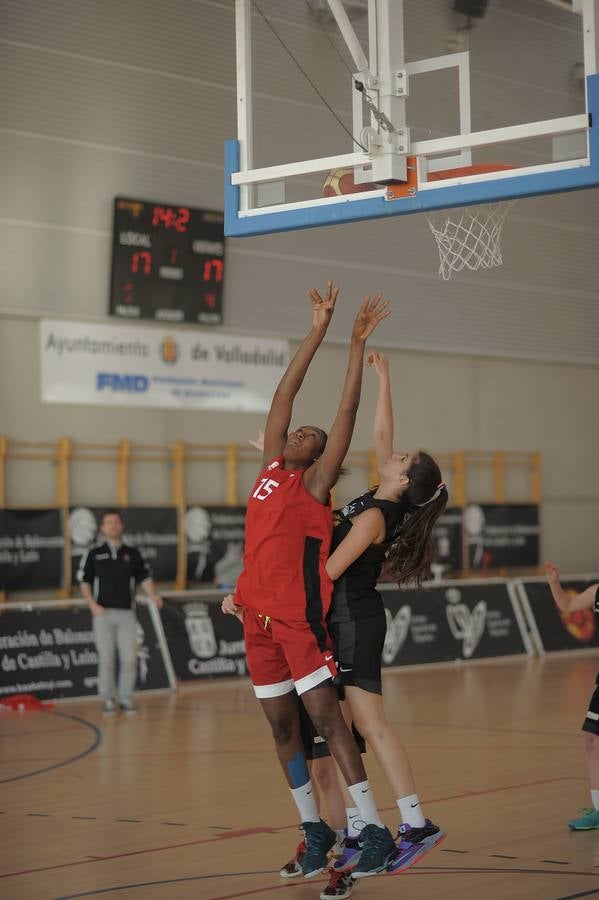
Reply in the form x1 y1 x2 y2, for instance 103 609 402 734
426 196 517 280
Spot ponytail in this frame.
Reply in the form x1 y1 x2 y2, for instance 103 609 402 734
386 452 448 588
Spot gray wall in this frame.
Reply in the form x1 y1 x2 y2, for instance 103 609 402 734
1 0 598 570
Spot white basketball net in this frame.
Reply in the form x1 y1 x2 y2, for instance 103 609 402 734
426 200 516 280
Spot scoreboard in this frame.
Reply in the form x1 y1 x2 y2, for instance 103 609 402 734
109 197 224 325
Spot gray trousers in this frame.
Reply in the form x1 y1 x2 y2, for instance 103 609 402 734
93 608 138 704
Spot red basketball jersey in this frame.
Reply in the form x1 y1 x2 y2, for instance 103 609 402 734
236 456 333 621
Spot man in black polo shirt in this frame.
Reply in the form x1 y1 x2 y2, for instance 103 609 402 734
78 510 163 715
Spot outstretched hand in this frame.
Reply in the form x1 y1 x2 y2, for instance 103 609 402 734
367 350 390 377
351 293 390 343
309 280 339 332
545 562 560 586
248 429 264 451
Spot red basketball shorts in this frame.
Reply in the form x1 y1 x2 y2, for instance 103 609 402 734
243 609 337 697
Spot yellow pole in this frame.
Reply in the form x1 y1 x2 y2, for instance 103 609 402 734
453 450 466 507
171 441 187 590
117 439 130 506
531 451 542 504
0 435 6 509
226 443 238 506
494 451 506 503
368 448 378 488
56 437 72 600
454 451 467 575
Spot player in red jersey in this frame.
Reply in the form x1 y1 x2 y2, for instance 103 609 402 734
234 282 396 879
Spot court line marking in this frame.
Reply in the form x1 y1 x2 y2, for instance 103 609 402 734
0 711 101 785
556 889 599 899
0 776 585 881
50 865 599 900
1 827 279 879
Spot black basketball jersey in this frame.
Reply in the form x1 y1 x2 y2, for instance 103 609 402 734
328 490 411 622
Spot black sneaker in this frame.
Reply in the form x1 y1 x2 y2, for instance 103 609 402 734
351 824 396 878
301 819 337 878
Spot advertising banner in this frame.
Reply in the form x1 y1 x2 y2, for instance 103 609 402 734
185 506 246 587
0 601 174 700
40 319 288 412
465 504 540 570
160 594 247 681
516 576 599 653
70 507 178 584
432 507 464 573
0 509 64 591
379 580 531 667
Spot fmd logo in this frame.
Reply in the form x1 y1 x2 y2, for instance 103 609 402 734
96 373 149 392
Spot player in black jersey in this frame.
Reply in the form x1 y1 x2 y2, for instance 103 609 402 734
326 351 448 878
546 562 599 831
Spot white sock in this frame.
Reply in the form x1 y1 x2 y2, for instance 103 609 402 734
333 828 345 854
346 806 362 838
348 780 384 828
290 781 319 824
397 793 426 829
591 788 599 810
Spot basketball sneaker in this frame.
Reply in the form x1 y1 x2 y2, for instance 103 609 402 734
102 700 116 715
568 808 599 830
351 824 396 878
319 869 357 899
386 819 445 874
279 840 305 878
333 835 362 871
301 819 337 878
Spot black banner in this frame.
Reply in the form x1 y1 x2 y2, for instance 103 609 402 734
160 594 246 680
432 507 464 573
70 507 178 584
185 506 246 587
379 581 529 667
0 509 64 591
465 504 539 570
0 602 173 700
519 579 599 652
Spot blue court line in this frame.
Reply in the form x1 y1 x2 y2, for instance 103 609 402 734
0 711 101 784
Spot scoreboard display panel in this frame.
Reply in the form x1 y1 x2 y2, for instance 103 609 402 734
110 197 224 325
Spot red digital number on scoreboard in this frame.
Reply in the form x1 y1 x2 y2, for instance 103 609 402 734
152 206 190 233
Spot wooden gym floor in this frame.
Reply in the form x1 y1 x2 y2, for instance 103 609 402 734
2 653 599 900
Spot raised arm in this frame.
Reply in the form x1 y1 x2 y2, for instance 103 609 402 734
304 294 390 503
262 281 338 462
545 562 598 613
368 351 393 467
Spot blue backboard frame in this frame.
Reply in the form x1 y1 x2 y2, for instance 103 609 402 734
224 75 599 239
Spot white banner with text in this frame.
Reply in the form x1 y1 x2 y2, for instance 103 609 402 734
40 319 288 411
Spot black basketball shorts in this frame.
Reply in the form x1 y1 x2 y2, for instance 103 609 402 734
582 676 599 736
328 611 387 695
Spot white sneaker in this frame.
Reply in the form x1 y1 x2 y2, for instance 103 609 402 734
102 700 117 715
119 702 138 715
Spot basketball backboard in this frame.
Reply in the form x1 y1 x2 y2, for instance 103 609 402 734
225 0 599 238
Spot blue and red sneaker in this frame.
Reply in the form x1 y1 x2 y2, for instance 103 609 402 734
333 835 362 872
386 819 445 875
